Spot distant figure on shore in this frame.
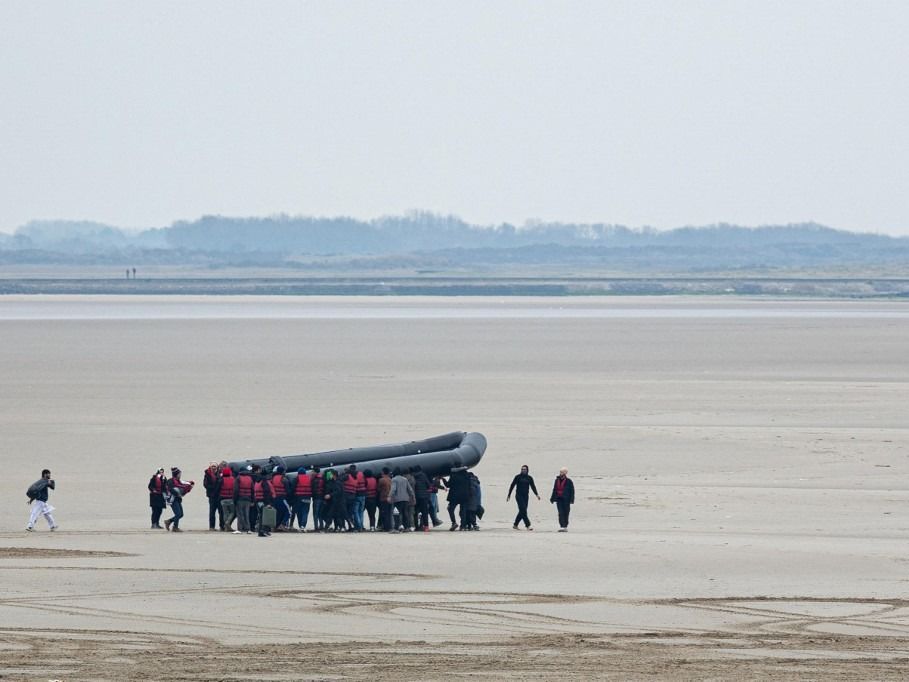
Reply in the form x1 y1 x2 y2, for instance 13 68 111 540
148 467 167 529
550 467 575 532
203 462 224 531
126 269 130 279
507 465 540 530
26 469 57 532
164 467 194 532
132 267 136 279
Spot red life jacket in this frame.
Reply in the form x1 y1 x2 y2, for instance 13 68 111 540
219 473 235 498
237 474 253 499
271 473 287 498
151 475 165 494
295 473 312 497
342 473 358 495
254 480 266 501
311 473 324 496
355 471 366 494
365 476 377 498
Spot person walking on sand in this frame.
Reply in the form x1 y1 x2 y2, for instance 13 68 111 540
26 469 58 531
164 468 194 532
148 467 168 529
550 467 575 532
203 461 224 531
507 465 540 530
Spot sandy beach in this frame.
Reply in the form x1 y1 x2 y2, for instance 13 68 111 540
1 296 908 680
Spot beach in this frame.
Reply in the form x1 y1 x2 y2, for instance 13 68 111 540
1 296 908 679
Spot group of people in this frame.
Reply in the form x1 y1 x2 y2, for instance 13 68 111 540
149 462 488 537
147 463 576 536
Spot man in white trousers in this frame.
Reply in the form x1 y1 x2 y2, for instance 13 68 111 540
26 469 57 531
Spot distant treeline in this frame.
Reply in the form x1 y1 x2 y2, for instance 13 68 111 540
1 212 908 272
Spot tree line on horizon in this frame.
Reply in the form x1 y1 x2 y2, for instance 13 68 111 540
1 212 907 271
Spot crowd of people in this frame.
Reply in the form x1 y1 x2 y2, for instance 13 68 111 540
148 462 492 537
144 463 575 536
23 464 575 535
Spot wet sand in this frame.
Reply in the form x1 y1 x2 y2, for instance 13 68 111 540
1 296 908 679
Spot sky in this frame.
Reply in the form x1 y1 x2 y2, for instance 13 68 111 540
1 1 907 235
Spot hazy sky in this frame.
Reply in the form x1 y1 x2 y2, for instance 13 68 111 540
1 1 907 234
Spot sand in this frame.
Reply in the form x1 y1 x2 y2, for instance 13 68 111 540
1 295 908 680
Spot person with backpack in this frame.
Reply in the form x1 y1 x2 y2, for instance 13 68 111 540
147 467 167 529
164 468 194 532
26 469 57 532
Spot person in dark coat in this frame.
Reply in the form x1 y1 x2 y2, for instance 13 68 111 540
507 465 540 530
550 467 575 532
148 467 167 529
411 465 433 531
464 472 482 531
445 467 470 531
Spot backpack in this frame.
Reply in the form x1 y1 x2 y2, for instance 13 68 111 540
26 479 45 500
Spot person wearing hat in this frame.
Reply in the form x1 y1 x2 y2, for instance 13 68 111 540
147 467 168 529
164 467 194 532
550 467 575 532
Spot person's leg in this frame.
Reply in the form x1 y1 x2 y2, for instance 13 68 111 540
221 499 235 530
27 501 42 529
151 502 164 528
208 497 217 530
249 502 258 531
171 499 183 529
42 504 57 529
312 499 323 530
365 499 377 529
518 498 530 527
557 499 569 528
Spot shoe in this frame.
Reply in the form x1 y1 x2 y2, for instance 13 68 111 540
432 520 443 528
527 526 534 531
232 530 241 534
449 524 458 531
50 526 58 532
558 528 567 532
209 527 216 531
164 519 172 531
25 526 34 532
423 527 430 532
172 527 183 533
513 525 519 530
258 533 268 537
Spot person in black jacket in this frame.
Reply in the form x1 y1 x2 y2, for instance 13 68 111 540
550 467 575 532
411 465 433 531
148 467 167 529
507 465 540 530
445 467 470 531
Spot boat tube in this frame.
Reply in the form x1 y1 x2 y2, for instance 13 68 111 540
227 431 487 480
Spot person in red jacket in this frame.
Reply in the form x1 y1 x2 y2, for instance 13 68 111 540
233 465 255 534
203 461 224 531
218 466 236 531
292 467 313 531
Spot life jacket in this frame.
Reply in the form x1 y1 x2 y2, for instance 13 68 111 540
254 480 266 501
271 473 287 498
355 471 366 495
150 475 165 494
311 473 324 496
365 476 377 498
342 473 358 496
294 473 312 498
219 473 235 498
236 474 253 499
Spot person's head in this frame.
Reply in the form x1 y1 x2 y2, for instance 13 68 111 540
297 467 307 475
157 467 165 476
312 466 320 474
521 465 529 474
41 469 51 479
412 465 421 473
171 467 181 477
251 464 260 473
348 464 357 473
275 465 285 474
364 469 373 478
559 467 568 478
208 461 218 470
325 469 335 481
382 467 390 476
245 465 253 475
392 467 401 477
